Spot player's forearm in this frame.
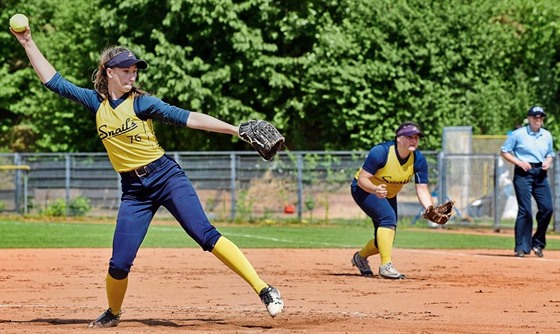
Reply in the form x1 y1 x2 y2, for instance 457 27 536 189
500 152 520 166
357 177 376 194
415 184 433 209
186 112 239 136
22 39 56 84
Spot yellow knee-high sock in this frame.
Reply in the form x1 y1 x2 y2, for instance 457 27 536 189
211 237 268 294
106 274 128 315
377 227 396 265
358 238 379 258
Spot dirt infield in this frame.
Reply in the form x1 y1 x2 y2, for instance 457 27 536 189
1 247 559 333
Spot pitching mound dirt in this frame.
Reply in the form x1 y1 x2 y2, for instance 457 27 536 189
1 248 559 333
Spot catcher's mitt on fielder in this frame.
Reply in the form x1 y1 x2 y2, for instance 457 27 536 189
423 200 455 225
239 120 285 161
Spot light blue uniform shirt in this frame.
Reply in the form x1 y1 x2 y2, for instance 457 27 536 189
501 125 554 163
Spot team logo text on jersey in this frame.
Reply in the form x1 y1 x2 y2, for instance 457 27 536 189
381 175 413 184
98 118 138 140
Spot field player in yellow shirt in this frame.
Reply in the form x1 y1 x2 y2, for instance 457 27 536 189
351 122 436 279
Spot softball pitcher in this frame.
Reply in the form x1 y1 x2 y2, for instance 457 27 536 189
11 25 283 327
350 122 435 279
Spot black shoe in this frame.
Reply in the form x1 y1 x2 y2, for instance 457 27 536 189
515 251 524 258
351 252 373 277
532 246 544 257
88 308 121 328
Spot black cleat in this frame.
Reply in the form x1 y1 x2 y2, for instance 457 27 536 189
351 251 373 277
88 308 121 328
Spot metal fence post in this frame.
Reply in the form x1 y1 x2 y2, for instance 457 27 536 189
296 153 304 221
230 152 236 221
493 154 500 231
23 170 28 215
65 154 71 216
14 153 21 214
437 152 445 205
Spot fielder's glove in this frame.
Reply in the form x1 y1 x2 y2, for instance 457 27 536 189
239 120 285 161
423 200 455 225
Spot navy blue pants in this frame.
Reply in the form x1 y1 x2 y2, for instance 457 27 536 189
512 165 553 254
351 180 398 230
109 155 221 278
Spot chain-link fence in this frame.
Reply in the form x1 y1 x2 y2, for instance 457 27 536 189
1 151 558 231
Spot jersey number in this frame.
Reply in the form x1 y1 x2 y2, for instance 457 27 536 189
127 134 142 143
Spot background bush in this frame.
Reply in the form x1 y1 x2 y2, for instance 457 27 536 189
43 196 92 217
1 0 558 153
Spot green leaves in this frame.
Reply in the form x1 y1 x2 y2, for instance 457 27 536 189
1 0 558 152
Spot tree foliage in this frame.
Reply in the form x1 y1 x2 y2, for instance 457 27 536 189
1 0 558 153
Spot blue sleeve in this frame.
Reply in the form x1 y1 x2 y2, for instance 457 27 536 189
413 151 429 184
500 129 519 153
134 95 190 126
362 143 389 175
44 72 101 114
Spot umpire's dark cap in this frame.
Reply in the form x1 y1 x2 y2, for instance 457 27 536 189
527 106 545 117
396 123 425 137
105 51 147 69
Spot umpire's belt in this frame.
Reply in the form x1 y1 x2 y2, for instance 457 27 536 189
120 155 166 178
528 162 542 168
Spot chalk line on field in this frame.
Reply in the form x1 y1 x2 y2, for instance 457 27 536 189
223 232 357 248
136 226 560 260
149 225 356 247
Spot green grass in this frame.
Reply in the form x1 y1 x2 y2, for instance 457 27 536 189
1 219 559 250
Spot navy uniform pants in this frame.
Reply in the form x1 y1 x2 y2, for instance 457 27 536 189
512 164 553 254
109 154 222 279
351 180 398 231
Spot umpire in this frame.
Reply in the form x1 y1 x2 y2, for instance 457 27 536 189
501 106 555 258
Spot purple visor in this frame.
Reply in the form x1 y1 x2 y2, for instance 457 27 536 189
396 124 424 137
104 51 147 69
